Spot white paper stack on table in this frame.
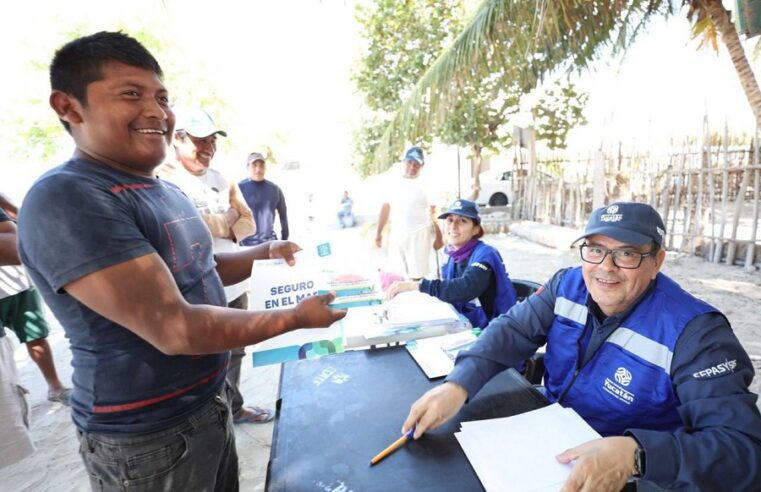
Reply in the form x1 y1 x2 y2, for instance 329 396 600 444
405 330 480 379
455 404 601 492
342 291 470 348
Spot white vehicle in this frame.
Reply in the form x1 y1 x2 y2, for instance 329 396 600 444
474 170 516 207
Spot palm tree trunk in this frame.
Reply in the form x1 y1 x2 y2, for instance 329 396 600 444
701 0 761 129
466 144 482 201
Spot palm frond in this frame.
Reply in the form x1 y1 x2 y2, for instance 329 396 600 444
371 0 674 173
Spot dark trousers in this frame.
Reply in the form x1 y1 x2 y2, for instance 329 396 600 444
77 383 239 491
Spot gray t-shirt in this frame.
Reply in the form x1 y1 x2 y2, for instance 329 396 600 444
18 158 228 433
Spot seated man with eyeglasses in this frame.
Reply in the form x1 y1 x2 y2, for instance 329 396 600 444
400 202 761 492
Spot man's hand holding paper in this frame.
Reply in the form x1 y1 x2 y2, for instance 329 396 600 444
557 436 638 492
292 292 347 329
266 240 301 266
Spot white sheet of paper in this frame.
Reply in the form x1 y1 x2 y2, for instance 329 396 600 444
248 252 320 312
380 291 461 328
341 297 467 348
405 331 478 378
456 404 601 492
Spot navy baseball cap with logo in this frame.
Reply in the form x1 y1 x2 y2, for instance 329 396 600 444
404 146 425 165
438 199 481 224
574 202 666 247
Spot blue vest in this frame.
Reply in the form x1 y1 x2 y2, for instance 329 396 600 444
442 241 517 328
545 267 716 436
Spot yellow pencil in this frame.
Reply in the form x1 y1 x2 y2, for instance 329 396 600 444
369 428 415 466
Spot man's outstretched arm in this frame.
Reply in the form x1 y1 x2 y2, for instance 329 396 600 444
65 252 346 356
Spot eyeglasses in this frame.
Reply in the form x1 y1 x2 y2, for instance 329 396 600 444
579 244 656 269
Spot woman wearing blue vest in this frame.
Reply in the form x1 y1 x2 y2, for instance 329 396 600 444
386 199 517 328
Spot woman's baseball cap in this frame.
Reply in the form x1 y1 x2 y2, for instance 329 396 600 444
438 199 481 224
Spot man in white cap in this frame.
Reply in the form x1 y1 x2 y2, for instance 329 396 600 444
160 109 273 424
375 146 442 280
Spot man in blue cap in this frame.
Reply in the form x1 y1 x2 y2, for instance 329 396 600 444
401 202 761 491
375 146 442 280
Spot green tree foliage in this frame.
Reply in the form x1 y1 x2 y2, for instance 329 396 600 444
434 72 521 198
532 81 588 150
374 0 761 168
369 0 600 175
352 0 465 177
3 22 230 170
371 1 674 171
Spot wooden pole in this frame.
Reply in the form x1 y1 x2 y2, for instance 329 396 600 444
692 137 704 256
745 135 760 271
683 153 693 253
661 155 673 246
593 150 606 210
555 174 564 225
713 123 730 263
707 139 717 261
526 127 538 221
669 149 685 250
726 165 750 266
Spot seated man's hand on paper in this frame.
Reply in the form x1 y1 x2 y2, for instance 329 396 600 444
556 436 638 492
386 280 420 300
292 292 347 328
402 382 468 440
268 240 302 265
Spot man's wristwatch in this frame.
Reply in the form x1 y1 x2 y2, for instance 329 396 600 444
633 445 646 478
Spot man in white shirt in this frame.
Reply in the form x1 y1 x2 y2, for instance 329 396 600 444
375 146 442 280
160 109 273 424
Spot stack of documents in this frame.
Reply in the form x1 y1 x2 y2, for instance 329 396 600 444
405 330 480 379
319 272 384 309
455 404 601 492
343 292 469 348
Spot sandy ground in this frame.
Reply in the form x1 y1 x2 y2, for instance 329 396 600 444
1 225 759 491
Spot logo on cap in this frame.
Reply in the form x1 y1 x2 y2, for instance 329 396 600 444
453 200 463 210
656 226 665 239
601 205 623 223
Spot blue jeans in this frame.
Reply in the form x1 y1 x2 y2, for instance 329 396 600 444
76 383 238 491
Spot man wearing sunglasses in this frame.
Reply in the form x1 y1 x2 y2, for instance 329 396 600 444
402 202 761 491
